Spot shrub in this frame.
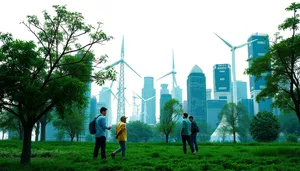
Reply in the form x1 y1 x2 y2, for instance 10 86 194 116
286 134 298 142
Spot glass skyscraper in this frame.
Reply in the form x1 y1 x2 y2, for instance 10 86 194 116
187 65 207 124
236 80 247 100
213 64 232 103
207 100 227 130
248 33 272 114
142 77 156 124
160 94 172 122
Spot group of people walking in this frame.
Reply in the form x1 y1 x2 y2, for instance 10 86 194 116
93 107 199 160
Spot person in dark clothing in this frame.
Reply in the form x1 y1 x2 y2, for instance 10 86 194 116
181 113 196 154
93 107 111 159
189 116 199 152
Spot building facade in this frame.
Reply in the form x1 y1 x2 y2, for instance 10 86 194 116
238 99 254 118
99 87 112 126
187 65 207 125
236 81 248 101
207 100 227 131
248 33 272 114
159 94 172 122
142 77 156 124
213 64 232 103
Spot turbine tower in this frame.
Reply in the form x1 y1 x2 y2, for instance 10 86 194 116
133 92 155 123
214 33 257 104
102 36 141 123
157 49 177 97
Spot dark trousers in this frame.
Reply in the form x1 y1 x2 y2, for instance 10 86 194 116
93 136 106 159
191 134 198 152
181 135 194 154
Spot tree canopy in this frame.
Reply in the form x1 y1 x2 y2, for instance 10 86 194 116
245 2 300 122
0 5 116 165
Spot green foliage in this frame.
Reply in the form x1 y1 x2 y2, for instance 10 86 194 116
250 111 280 142
245 2 300 122
126 121 154 142
159 99 183 143
1 141 300 170
53 107 86 142
0 110 23 140
0 4 116 164
219 103 250 143
278 113 300 136
286 134 298 142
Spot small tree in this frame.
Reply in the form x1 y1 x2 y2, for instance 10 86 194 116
278 113 300 136
286 134 298 142
219 102 248 143
126 121 153 142
159 98 182 143
218 126 230 142
250 111 280 142
53 107 85 142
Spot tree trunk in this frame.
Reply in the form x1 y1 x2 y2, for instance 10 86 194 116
76 134 79 142
71 135 74 142
165 134 169 143
2 131 5 140
233 131 236 143
20 124 33 165
40 122 46 141
35 122 40 142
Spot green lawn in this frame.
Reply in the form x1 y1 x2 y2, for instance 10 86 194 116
0 141 300 171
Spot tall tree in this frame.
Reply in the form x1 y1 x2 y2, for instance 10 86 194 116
0 5 116 165
245 2 300 122
159 98 183 143
219 103 248 143
40 112 52 141
53 107 85 142
278 113 300 136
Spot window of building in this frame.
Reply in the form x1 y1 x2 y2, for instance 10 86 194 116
251 86 254 90
257 41 265 44
259 85 266 89
219 70 225 73
219 96 227 99
219 87 227 90
220 78 225 81
258 53 265 56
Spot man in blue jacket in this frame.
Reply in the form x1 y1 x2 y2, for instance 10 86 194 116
93 107 111 159
189 116 199 152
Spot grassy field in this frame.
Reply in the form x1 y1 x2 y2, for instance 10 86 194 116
0 141 300 171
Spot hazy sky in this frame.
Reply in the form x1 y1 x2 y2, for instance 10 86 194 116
0 0 295 124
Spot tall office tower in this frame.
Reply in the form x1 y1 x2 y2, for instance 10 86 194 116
99 87 112 126
160 94 172 122
90 96 97 122
236 81 247 101
206 89 212 100
213 64 232 103
207 100 227 131
183 100 188 112
142 77 156 124
172 86 182 104
160 84 169 95
248 33 272 114
238 99 254 118
187 65 207 125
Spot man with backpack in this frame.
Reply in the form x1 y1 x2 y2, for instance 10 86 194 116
93 107 111 159
189 116 199 153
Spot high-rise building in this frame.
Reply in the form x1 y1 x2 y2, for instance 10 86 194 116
160 94 172 122
187 65 207 125
236 81 248 100
160 84 169 95
238 99 254 118
248 33 272 114
207 100 227 130
183 100 188 112
142 77 156 124
213 64 232 103
90 96 97 122
99 87 112 126
206 89 212 100
172 86 182 104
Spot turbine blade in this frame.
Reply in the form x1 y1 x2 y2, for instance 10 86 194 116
101 60 121 71
156 71 172 81
125 98 131 106
124 61 142 78
146 96 155 101
174 76 178 87
109 81 114 89
214 33 233 48
133 91 143 101
110 90 118 100
172 49 175 70
236 39 258 48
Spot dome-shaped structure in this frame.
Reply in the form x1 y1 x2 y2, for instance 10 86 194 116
190 65 203 74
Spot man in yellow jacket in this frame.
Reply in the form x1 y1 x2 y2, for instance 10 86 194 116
110 116 127 160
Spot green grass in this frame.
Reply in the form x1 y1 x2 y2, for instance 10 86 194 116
0 141 300 171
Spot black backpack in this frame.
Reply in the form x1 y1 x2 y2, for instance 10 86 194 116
89 115 101 134
192 122 200 133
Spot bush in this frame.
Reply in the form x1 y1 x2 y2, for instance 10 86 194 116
250 111 280 142
286 134 298 142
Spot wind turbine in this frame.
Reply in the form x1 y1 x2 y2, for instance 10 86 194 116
102 36 142 123
214 33 257 104
133 92 155 123
157 49 177 97
101 81 117 100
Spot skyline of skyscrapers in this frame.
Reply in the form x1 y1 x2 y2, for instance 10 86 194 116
187 65 207 125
